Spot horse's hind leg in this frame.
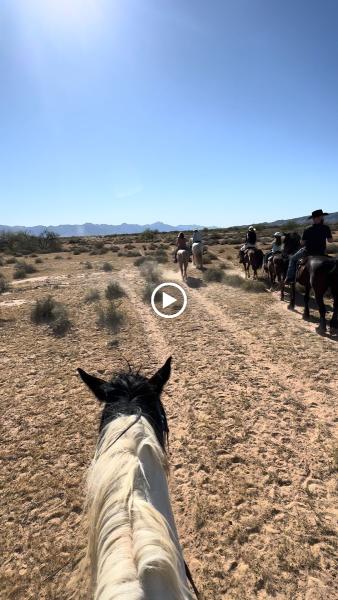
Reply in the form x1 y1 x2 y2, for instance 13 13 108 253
288 283 296 309
330 286 338 332
314 289 327 333
303 285 310 320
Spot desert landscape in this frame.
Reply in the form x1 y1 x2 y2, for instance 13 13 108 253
1 226 338 600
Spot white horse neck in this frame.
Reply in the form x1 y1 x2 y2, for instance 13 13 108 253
86 415 191 600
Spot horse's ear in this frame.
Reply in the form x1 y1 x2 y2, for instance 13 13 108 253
149 357 172 392
77 368 107 402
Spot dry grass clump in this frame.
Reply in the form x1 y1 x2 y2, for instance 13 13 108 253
102 262 113 272
222 273 267 293
111 245 120 252
13 260 37 279
54 255 63 260
35 257 43 264
139 260 161 303
0 273 10 293
84 261 93 269
96 301 124 332
84 288 100 303
105 281 125 300
203 267 225 283
31 296 71 336
134 255 155 267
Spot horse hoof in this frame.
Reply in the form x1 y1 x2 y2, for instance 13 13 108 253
316 326 326 335
287 304 295 311
303 313 310 321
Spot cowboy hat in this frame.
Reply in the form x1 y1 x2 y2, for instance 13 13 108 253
308 209 329 219
273 232 282 237
248 225 256 231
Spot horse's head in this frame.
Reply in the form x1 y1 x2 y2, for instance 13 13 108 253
78 357 172 449
283 232 301 255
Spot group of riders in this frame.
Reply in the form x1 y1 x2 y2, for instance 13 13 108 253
174 229 203 263
239 208 333 282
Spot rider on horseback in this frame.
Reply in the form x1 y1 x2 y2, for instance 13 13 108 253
239 226 257 263
263 232 283 266
174 232 188 263
285 209 333 283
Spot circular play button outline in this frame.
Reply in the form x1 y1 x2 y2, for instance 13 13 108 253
151 282 188 319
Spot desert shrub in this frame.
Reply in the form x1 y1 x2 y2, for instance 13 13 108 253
31 296 71 336
73 249 81 255
142 281 157 303
35 257 43 264
84 261 93 269
6 257 16 264
223 273 267 293
242 279 267 293
124 243 136 250
203 267 225 283
96 302 124 332
31 296 56 323
139 229 158 242
102 262 113 272
0 257 4 266
105 281 125 300
154 249 168 263
84 288 100 303
140 261 161 284
54 255 63 260
0 274 9 294
134 256 155 267
223 274 245 288
111 245 120 252
328 243 338 255
13 260 37 279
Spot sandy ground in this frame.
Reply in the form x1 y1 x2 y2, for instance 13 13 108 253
1 252 337 600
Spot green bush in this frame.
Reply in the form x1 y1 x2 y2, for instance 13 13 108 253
105 281 125 300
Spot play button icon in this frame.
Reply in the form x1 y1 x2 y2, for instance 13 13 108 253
151 283 188 319
162 291 177 310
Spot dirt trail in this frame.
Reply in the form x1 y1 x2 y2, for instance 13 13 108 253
1 258 337 600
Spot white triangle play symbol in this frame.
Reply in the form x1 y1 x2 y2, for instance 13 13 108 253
162 291 177 309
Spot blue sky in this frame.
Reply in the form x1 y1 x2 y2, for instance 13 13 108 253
1 0 337 227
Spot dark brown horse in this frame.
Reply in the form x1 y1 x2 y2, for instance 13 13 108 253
280 232 301 301
289 256 338 334
265 252 285 287
242 248 263 280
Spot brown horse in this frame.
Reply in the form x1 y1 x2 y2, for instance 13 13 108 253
280 232 301 301
289 256 338 334
242 248 263 279
265 253 285 287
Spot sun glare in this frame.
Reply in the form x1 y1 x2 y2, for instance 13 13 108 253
25 0 106 36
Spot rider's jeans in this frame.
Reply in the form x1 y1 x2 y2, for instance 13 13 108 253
286 247 306 281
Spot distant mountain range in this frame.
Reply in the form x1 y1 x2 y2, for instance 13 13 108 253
255 212 338 227
0 222 203 237
0 212 337 237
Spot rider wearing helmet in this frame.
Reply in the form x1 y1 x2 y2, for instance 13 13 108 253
285 209 333 282
263 232 283 266
174 232 188 263
239 226 257 263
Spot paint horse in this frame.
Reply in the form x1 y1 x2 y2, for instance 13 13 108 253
78 358 198 600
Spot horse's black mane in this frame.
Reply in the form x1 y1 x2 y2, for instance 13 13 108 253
99 370 168 448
